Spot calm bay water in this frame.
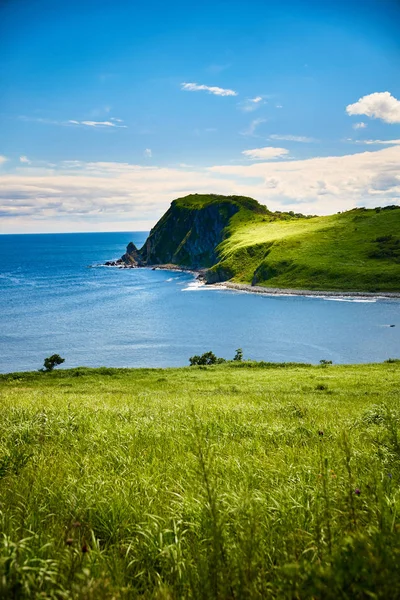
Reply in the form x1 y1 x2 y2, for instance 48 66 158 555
0 232 399 373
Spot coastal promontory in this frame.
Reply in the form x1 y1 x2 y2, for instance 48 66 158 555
115 194 400 292
116 194 268 276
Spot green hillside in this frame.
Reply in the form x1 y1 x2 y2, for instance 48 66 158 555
121 194 400 292
208 204 400 291
1 361 400 598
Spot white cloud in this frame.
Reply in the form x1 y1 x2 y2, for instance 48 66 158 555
241 118 266 136
355 139 400 145
208 145 400 211
69 120 127 128
239 96 264 112
346 92 400 124
269 134 316 143
18 115 127 128
144 148 152 158
242 147 289 160
1 145 400 232
0 156 8 166
181 82 237 97
276 104 283 109
19 156 31 164
353 122 367 130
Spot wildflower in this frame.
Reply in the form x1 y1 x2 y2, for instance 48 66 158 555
318 430 324 436
66 538 74 546
354 488 361 496
81 543 89 553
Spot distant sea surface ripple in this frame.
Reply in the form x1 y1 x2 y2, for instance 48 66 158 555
0 232 399 373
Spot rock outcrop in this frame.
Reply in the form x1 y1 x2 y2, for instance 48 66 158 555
121 242 144 266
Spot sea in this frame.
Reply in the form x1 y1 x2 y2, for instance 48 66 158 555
0 232 399 373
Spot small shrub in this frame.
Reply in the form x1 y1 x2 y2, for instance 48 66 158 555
189 355 201 366
233 348 243 362
42 354 65 372
189 351 224 366
320 359 333 367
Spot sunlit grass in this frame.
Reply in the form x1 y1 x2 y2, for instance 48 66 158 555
216 208 400 290
0 362 399 598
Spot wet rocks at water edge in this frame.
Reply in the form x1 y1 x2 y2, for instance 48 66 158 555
104 260 137 268
104 242 144 268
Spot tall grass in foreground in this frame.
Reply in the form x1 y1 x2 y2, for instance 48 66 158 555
0 362 399 598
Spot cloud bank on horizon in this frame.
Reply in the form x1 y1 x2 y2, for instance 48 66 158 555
1 90 400 232
1 141 399 233
0 0 399 232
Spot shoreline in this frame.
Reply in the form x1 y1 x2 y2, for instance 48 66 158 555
216 281 400 299
100 262 400 299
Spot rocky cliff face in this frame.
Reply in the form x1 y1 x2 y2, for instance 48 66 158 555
139 200 239 268
119 194 268 276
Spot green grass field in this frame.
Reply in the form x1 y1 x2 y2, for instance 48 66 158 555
1 361 400 598
211 205 400 291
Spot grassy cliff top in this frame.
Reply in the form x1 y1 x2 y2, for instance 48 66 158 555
171 193 270 214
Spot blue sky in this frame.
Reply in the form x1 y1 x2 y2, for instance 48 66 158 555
1 0 400 232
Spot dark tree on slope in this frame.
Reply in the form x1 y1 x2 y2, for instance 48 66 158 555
189 351 225 366
43 354 65 372
233 348 243 362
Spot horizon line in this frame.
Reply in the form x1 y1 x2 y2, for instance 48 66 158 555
0 229 150 236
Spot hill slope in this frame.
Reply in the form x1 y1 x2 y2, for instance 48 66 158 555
211 205 400 291
121 194 400 292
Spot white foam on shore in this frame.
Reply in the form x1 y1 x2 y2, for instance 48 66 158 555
182 281 226 292
224 285 388 302
221 287 377 301
182 281 206 291
323 297 377 303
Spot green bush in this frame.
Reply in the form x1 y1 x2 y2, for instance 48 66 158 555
233 348 243 361
42 354 65 372
189 351 225 366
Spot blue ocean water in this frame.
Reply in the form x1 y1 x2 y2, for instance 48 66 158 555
0 232 399 373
